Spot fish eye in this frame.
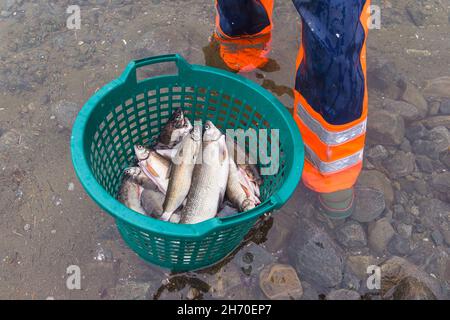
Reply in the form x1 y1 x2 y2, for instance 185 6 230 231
137 145 143 150
205 124 210 130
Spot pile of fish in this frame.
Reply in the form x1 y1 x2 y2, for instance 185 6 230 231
118 108 262 224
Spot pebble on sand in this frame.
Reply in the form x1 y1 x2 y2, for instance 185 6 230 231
259 264 303 300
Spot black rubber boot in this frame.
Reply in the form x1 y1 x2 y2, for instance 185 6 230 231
318 188 355 220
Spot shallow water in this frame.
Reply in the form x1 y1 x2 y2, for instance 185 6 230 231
0 0 449 300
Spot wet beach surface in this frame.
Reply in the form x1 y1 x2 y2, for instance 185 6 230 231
0 0 449 299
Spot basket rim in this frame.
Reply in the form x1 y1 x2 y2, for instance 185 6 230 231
70 54 304 238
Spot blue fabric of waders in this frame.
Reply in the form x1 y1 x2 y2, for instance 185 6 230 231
293 0 367 125
216 0 271 37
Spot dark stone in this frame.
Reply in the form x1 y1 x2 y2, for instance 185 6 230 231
367 58 404 99
431 172 450 196
399 140 412 153
353 188 386 223
335 221 367 248
419 199 450 246
387 234 412 256
397 178 415 194
439 99 450 115
383 151 415 179
357 170 394 208
341 269 361 291
395 222 412 239
368 218 395 254
413 179 429 196
400 80 429 116
431 230 444 246
440 151 450 169
393 204 406 220
412 126 450 160
383 98 423 121
366 145 389 162
406 122 428 141
415 155 434 174
300 281 320 300
289 219 344 288
367 110 405 146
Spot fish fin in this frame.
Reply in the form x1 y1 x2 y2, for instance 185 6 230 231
252 181 261 197
169 213 181 224
240 183 252 198
160 211 173 221
145 162 160 178
140 162 167 195
241 199 256 212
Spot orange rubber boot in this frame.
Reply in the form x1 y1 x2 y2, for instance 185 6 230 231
213 0 274 72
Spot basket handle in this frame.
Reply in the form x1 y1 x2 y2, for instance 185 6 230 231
119 54 191 84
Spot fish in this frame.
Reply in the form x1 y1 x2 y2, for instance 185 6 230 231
123 165 157 190
225 158 261 212
155 108 193 149
141 188 165 218
134 145 171 194
117 167 146 215
120 166 166 218
160 123 202 221
229 140 263 187
180 121 230 224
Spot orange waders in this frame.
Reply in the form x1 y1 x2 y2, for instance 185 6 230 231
215 0 370 196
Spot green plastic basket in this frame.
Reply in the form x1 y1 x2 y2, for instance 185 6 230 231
71 54 304 271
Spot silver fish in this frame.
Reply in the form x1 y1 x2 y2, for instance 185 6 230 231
226 158 260 212
134 145 171 194
160 124 202 221
118 167 146 215
230 140 263 187
141 188 165 218
155 108 193 149
181 121 229 224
